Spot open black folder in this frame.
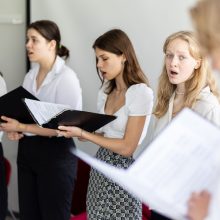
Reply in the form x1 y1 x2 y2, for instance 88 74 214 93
0 86 38 124
23 98 116 132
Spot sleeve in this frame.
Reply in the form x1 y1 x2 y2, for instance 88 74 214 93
204 106 220 127
56 69 82 110
0 75 7 96
126 83 154 116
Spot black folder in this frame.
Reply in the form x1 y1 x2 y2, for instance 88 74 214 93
23 99 117 132
42 110 116 132
0 86 38 124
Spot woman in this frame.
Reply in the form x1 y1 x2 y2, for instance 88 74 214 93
151 31 220 220
187 1 220 219
0 20 82 220
0 72 7 220
58 29 154 219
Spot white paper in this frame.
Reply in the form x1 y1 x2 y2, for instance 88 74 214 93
73 108 220 220
24 98 71 125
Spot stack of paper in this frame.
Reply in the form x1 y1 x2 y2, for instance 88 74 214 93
73 108 220 220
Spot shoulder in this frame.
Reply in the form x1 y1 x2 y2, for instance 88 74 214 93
194 87 220 113
126 83 154 101
194 87 220 126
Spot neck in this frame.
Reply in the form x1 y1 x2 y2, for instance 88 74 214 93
39 55 56 75
176 84 185 95
115 76 127 92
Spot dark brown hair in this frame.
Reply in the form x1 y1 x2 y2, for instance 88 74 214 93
28 20 69 59
93 29 149 94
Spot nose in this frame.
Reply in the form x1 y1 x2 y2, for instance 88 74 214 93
26 40 31 49
97 59 103 68
170 56 178 67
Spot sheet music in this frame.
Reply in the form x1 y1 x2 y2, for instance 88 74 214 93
24 98 71 125
73 108 220 220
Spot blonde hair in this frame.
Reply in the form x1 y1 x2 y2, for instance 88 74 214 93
154 31 220 118
190 0 220 54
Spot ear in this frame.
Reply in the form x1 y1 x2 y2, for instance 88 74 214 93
49 39 57 51
122 54 126 63
195 59 201 69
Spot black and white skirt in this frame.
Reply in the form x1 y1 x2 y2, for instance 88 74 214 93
86 148 142 220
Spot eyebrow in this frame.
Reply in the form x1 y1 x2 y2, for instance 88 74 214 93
166 50 189 55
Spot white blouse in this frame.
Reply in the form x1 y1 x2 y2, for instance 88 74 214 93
23 56 82 110
97 83 154 145
22 56 82 136
153 86 220 138
0 75 7 142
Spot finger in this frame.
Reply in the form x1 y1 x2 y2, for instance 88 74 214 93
58 126 68 130
1 116 12 122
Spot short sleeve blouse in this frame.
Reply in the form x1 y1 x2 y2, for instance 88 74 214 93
97 83 154 145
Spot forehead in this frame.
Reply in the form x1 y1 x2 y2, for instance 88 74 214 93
95 48 115 57
27 28 43 38
166 38 190 53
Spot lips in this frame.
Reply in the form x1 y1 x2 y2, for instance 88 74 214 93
100 70 107 77
170 71 178 75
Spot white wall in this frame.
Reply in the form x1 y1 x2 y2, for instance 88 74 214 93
0 0 26 212
31 0 197 156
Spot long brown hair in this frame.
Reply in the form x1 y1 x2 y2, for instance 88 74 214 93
93 29 149 94
154 31 220 118
28 20 69 60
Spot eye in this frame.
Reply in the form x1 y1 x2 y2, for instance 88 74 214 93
102 57 108 61
166 53 173 59
179 55 186 60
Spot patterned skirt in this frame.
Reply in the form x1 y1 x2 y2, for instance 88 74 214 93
86 148 142 220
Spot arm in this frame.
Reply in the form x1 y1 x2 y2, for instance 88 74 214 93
0 116 57 137
187 191 211 220
58 115 146 157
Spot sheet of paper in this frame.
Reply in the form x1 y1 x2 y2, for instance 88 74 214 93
24 98 71 125
73 108 220 220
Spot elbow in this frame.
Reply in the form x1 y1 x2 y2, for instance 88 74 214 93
119 143 137 157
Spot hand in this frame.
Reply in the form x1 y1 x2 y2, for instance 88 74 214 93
7 131 24 141
0 116 20 132
187 191 211 220
57 126 82 138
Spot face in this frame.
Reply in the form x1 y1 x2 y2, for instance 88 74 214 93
26 28 55 63
95 47 125 80
165 38 200 86
209 48 220 72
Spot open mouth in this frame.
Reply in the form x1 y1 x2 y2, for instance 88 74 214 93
100 71 107 77
170 71 178 75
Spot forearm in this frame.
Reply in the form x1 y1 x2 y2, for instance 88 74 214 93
81 130 136 157
17 123 57 137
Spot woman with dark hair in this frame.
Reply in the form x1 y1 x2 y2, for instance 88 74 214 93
0 72 7 220
0 20 82 220
58 29 154 219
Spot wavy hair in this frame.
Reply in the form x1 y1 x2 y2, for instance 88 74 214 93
154 31 220 118
92 29 150 94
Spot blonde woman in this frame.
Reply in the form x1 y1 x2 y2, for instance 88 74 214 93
151 31 220 220
154 31 220 136
187 1 220 219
